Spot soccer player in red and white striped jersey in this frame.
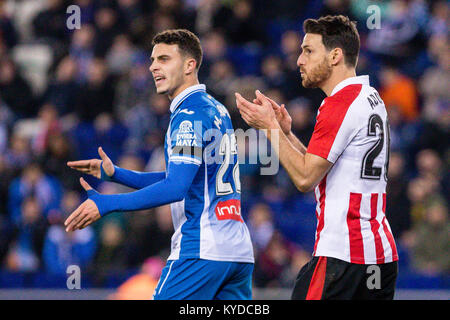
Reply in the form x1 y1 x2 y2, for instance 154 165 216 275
235 15 398 300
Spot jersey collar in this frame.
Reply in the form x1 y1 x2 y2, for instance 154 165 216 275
330 75 369 96
169 84 206 113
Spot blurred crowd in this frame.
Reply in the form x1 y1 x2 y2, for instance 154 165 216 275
0 0 448 291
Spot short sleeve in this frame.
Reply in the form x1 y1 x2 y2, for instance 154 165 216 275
168 109 208 165
307 85 362 163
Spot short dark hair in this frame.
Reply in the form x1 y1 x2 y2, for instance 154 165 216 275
303 15 360 67
152 29 203 70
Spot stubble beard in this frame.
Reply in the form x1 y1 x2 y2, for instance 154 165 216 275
301 57 332 89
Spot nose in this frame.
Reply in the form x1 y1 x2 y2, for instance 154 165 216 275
297 52 305 67
149 61 158 73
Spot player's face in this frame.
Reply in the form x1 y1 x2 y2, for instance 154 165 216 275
150 43 185 97
297 33 332 88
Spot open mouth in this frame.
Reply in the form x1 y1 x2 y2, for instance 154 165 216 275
154 75 166 84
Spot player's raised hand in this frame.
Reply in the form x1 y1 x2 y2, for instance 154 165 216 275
67 146 114 179
253 92 292 135
235 90 278 130
64 178 101 232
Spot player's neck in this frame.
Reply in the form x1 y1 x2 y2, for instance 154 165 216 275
168 77 200 101
321 68 356 97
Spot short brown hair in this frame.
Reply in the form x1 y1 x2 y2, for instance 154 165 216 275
303 15 360 67
152 29 203 70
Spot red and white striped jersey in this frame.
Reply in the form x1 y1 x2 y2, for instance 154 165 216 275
306 75 398 265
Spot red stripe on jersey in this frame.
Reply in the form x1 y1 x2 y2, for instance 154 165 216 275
306 256 327 300
381 193 398 261
370 194 385 264
347 192 365 263
307 84 362 160
313 176 327 256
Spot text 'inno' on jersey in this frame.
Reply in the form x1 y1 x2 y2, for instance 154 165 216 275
307 75 398 265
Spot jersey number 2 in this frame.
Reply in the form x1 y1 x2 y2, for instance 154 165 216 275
361 114 390 181
216 133 241 195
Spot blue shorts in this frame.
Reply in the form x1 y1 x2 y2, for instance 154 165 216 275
153 258 254 300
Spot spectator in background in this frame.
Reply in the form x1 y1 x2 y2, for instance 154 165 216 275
365 0 428 62
0 0 18 49
288 98 314 144
0 155 15 216
253 231 294 288
154 0 196 32
279 30 305 101
261 55 288 95
43 56 80 116
92 219 129 285
0 98 14 152
42 190 96 275
319 0 354 19
247 203 275 253
69 24 96 84
279 30 326 105
405 200 449 275
114 51 154 122
32 103 62 156
379 65 419 122
40 132 80 191
204 59 237 103
199 30 228 78
427 1 449 37
148 92 171 132
4 132 32 174
32 0 68 45
141 205 173 259
117 0 145 32
279 248 310 288
75 58 116 121
8 162 62 225
106 34 137 76
5 196 47 273
74 0 97 25
150 10 177 36
223 0 265 45
386 152 412 240
0 58 34 118
385 103 419 155
419 36 449 114
94 5 123 57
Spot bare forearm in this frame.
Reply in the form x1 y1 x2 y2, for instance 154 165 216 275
286 131 307 154
266 126 308 191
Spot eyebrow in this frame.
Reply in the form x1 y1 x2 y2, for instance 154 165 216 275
150 54 170 61
301 45 311 50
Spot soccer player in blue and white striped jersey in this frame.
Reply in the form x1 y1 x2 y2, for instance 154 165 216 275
64 29 254 300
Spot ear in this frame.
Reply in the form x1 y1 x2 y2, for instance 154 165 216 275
330 48 344 66
184 58 197 75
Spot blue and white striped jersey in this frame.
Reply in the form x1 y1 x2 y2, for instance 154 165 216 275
164 84 254 263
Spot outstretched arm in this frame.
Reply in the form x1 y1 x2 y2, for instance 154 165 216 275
64 161 199 232
101 164 166 190
68 146 165 189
